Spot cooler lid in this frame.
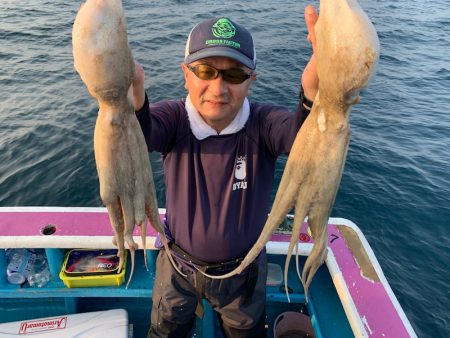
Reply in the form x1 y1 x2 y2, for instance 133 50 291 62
0 309 129 337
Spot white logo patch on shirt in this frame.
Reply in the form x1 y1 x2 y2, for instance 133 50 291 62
233 156 247 190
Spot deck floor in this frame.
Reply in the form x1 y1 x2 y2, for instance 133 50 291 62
0 251 353 337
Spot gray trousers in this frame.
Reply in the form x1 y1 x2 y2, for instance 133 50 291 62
147 250 267 338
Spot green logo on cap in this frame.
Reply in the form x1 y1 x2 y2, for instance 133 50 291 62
212 18 236 39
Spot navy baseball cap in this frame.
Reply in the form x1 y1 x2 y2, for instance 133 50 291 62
185 17 256 70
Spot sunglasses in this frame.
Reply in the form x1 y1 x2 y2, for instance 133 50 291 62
187 64 253 84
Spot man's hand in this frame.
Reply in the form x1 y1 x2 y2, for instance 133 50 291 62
301 5 319 102
131 60 146 111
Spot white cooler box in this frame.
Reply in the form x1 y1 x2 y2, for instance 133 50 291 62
0 309 129 337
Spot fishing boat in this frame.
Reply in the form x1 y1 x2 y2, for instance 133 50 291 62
0 207 416 337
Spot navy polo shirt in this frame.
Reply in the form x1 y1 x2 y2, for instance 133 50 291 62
136 97 309 262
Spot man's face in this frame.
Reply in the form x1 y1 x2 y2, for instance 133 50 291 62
182 56 255 132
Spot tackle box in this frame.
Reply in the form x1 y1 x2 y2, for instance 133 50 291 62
59 249 126 288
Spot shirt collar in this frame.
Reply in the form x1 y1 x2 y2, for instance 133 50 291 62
185 95 250 140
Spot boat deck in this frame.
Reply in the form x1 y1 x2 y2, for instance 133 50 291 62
0 207 416 337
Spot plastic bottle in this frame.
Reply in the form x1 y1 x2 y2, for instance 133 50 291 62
27 252 51 288
5 249 51 287
6 249 34 285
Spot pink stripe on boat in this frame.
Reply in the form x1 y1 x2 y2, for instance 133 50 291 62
0 211 160 237
330 224 410 337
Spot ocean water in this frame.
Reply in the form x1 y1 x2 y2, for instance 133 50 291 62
0 0 449 337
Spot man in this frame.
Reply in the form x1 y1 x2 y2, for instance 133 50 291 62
132 6 319 338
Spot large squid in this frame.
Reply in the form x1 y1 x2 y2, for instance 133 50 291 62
72 0 181 287
201 0 379 301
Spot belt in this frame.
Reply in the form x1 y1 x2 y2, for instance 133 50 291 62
168 242 244 274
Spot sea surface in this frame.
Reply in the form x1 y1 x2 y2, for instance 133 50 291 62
0 0 449 337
